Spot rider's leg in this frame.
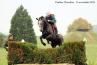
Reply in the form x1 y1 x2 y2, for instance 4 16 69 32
53 24 58 34
49 22 58 34
48 23 54 34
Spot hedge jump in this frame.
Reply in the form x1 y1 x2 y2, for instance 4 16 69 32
8 40 87 65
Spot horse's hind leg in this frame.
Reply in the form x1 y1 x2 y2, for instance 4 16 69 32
40 36 46 46
51 43 56 48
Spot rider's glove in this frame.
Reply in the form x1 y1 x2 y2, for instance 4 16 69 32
48 20 51 22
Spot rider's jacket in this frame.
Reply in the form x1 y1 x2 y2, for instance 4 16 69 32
46 14 56 24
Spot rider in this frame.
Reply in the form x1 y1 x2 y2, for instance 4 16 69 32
45 12 58 34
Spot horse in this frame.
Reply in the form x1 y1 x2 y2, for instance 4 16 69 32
36 16 63 48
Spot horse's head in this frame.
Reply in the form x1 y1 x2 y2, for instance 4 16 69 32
36 16 46 32
36 16 44 21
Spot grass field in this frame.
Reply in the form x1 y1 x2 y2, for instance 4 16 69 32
86 43 97 65
0 48 8 65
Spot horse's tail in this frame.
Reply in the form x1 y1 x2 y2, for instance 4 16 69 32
57 34 64 44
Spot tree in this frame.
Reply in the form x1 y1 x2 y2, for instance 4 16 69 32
0 33 6 47
10 5 37 44
67 17 92 32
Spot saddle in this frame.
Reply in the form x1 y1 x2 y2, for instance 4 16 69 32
49 23 57 35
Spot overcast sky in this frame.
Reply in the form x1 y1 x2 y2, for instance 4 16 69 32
0 0 97 36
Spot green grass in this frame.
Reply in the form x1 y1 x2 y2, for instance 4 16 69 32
0 48 8 65
86 43 97 65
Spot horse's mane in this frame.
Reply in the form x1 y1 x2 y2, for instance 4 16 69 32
38 16 52 34
40 16 49 24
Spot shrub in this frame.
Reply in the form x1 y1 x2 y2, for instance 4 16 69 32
8 41 87 65
62 41 87 65
8 41 36 64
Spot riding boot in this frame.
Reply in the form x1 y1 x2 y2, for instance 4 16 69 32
53 24 58 34
55 27 58 34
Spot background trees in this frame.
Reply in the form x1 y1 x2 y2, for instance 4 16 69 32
67 18 92 32
10 5 37 44
0 33 6 47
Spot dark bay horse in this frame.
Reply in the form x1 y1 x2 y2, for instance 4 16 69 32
36 16 63 48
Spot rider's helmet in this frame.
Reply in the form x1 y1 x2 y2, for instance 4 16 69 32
46 12 52 16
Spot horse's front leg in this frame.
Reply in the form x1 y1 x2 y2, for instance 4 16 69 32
46 38 50 44
40 36 46 46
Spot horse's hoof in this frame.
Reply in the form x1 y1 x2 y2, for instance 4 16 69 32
43 43 46 46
